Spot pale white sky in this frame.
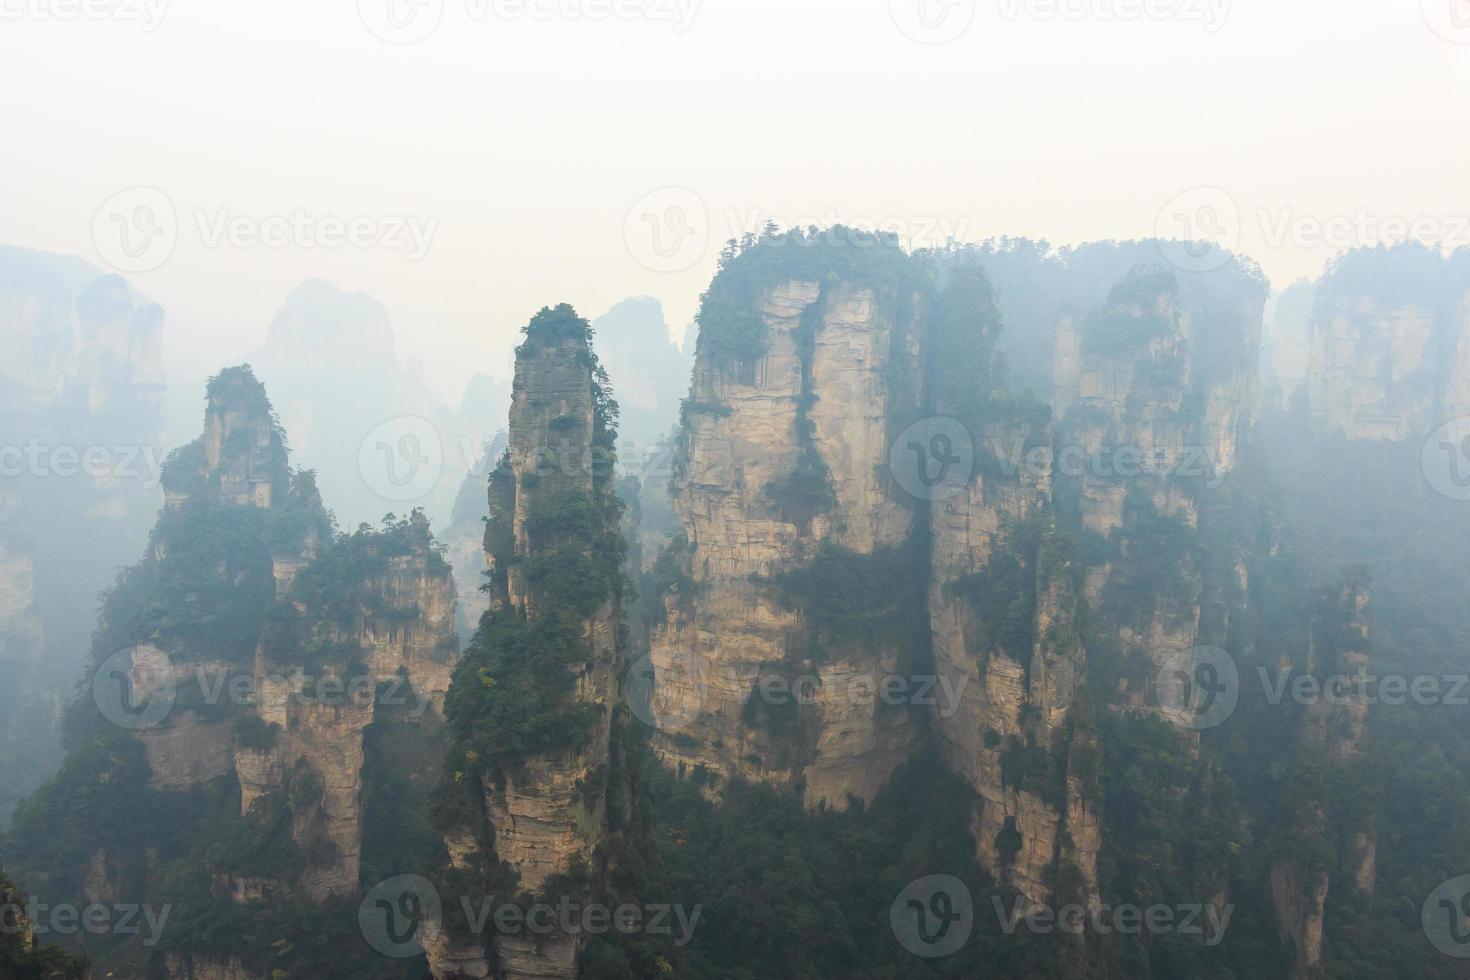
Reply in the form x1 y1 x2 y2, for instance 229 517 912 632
3 0 1468 398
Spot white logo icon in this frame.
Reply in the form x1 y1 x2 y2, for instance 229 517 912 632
889 0 976 43
92 187 177 274
358 416 444 503
93 647 177 731
624 187 709 274
889 417 975 502
626 648 705 731
1423 0 1470 43
360 875 442 958
357 0 444 44
1156 645 1239 731
1155 187 1241 274
890 875 974 958
1423 417 1470 502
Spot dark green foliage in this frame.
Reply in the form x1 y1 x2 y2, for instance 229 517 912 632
1081 270 1180 355
770 543 926 654
643 532 698 627
695 227 926 366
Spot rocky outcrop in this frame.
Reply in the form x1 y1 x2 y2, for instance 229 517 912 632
429 306 624 980
1269 572 1376 979
1304 246 1470 440
641 235 1266 913
16 367 461 977
647 267 924 812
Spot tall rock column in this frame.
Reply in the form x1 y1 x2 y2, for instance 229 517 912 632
645 238 926 811
429 305 624 980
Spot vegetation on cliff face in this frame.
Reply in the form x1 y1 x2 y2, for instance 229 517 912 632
2 369 455 979
436 304 625 802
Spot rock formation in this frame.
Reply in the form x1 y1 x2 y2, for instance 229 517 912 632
5 366 460 978
428 305 625 980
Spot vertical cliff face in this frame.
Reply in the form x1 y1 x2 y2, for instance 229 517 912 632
429 305 624 980
0 248 165 826
1269 572 1376 980
641 234 1267 917
1305 245 1470 441
646 242 926 811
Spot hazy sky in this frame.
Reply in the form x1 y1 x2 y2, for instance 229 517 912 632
3 0 1468 399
